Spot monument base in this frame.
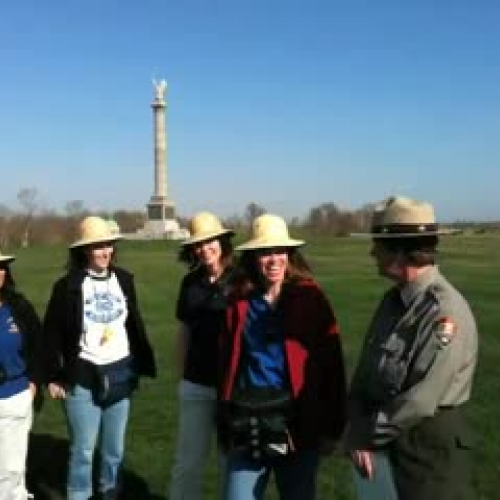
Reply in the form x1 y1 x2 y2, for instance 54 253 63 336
147 196 176 220
144 218 179 234
137 219 189 240
134 197 188 239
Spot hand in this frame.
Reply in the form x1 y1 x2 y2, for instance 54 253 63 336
48 382 66 399
351 450 374 479
29 382 37 398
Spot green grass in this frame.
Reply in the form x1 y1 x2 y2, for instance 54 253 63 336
10 236 499 499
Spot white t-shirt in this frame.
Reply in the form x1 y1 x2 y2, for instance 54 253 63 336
79 272 130 365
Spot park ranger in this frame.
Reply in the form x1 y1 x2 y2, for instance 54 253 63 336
343 196 478 500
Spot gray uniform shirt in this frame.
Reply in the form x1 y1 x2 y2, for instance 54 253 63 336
344 266 478 450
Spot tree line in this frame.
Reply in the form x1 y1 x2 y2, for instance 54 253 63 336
1 189 498 248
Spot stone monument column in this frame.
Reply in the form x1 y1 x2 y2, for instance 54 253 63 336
145 79 179 234
152 81 167 200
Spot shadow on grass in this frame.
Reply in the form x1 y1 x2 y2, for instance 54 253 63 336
27 432 165 500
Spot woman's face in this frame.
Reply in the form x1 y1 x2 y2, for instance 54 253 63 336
194 238 222 268
85 242 114 273
256 248 288 286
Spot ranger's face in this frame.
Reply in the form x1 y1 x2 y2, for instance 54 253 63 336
370 240 403 281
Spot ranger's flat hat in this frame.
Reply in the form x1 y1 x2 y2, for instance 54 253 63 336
359 196 454 238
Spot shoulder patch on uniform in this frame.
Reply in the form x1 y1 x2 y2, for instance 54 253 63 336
434 316 457 346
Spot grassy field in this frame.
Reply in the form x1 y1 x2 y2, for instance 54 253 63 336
9 235 499 499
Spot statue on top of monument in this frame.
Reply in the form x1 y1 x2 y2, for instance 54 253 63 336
153 79 167 101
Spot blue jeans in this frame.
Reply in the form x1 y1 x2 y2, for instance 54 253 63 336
223 450 319 500
352 451 398 500
64 384 130 500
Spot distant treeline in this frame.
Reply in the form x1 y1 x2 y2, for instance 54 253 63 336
1 192 499 248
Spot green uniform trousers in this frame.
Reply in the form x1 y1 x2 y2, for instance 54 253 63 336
389 407 475 500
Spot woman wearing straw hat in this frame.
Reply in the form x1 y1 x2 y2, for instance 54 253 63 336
169 211 235 500
343 196 478 500
218 214 347 500
43 216 156 500
0 250 43 499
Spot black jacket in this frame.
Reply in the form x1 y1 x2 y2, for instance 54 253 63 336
43 266 156 385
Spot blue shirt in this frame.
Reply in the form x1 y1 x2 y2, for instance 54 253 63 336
0 304 29 398
239 295 289 389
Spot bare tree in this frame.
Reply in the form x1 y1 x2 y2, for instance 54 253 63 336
305 202 364 236
113 210 147 233
306 202 340 234
245 202 266 225
354 202 376 232
65 200 86 218
17 187 40 247
222 214 244 232
0 204 12 248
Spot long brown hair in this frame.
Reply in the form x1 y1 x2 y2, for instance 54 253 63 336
230 247 312 298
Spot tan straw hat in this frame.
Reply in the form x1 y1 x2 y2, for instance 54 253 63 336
181 211 234 246
70 216 123 248
0 250 15 264
107 219 120 236
362 196 453 238
236 214 304 251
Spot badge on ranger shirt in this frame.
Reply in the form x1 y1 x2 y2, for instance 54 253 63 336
435 317 457 346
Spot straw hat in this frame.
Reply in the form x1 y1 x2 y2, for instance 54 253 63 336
107 219 120 236
70 216 123 248
362 196 453 238
0 250 15 264
236 214 304 251
181 212 234 246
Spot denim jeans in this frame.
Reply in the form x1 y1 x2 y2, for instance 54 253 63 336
352 451 398 500
64 384 130 500
223 449 319 500
0 389 33 500
169 380 221 500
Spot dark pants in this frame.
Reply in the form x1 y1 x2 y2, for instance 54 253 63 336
389 407 475 500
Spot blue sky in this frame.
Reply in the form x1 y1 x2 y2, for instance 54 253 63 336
1 0 499 221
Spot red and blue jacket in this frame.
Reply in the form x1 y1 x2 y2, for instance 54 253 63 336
220 278 347 450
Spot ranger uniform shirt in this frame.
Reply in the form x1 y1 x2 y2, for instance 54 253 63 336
344 266 478 450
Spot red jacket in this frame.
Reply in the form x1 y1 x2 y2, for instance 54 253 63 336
220 279 347 450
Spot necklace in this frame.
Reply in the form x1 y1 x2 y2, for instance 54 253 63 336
87 272 115 346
